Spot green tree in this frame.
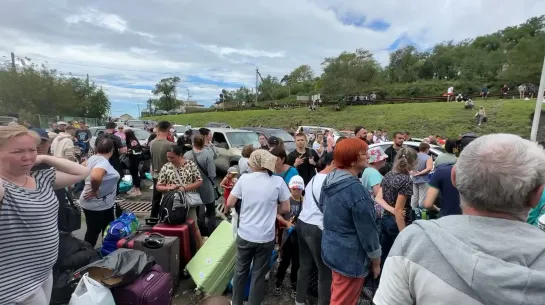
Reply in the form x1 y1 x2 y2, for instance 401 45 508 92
152 76 181 111
0 58 110 118
320 49 382 94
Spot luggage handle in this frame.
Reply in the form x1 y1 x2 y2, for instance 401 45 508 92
145 217 159 226
143 233 165 249
147 232 165 238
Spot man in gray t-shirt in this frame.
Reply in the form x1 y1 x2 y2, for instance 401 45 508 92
149 121 174 218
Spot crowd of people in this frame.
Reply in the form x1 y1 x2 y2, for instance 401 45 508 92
1 118 545 305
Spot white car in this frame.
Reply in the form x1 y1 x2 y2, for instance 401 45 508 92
369 141 445 161
172 124 187 139
297 125 341 143
89 126 151 152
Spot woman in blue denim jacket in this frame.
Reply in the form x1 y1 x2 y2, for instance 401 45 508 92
318 138 381 305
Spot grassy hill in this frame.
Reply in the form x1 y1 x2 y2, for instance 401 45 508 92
148 99 536 138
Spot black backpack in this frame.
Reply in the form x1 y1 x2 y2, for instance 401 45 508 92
159 191 189 225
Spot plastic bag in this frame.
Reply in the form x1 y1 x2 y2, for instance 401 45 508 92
105 212 139 239
68 273 115 305
75 248 154 288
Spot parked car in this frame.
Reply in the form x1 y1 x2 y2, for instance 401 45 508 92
155 110 168 116
239 127 296 152
89 126 151 152
339 130 355 138
206 122 231 128
369 141 445 161
172 124 187 138
168 110 184 115
125 120 146 129
192 127 259 171
297 125 341 143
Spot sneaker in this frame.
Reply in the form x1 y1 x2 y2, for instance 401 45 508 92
291 289 297 299
273 286 281 296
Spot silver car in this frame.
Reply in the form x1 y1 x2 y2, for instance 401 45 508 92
89 126 151 152
193 128 259 171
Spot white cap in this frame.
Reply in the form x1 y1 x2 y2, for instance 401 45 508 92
289 175 305 190
57 121 67 125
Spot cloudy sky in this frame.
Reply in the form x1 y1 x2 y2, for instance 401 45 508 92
0 0 543 118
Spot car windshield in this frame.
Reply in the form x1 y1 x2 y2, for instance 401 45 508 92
174 126 186 133
268 130 294 142
131 128 151 140
226 132 259 148
432 146 446 154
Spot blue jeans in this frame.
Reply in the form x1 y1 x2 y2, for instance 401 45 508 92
380 215 399 268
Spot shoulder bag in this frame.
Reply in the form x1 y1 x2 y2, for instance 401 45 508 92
192 151 221 200
58 188 81 233
173 163 205 207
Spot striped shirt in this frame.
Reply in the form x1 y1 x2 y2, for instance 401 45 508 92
0 168 59 304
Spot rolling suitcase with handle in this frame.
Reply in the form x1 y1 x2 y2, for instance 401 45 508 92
185 220 236 296
116 232 180 293
152 223 193 268
111 264 173 305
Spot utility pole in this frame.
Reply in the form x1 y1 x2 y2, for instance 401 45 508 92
10 52 15 71
186 88 190 109
255 67 259 105
530 55 545 141
137 104 141 118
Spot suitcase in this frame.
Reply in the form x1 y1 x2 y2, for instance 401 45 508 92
153 223 192 268
186 220 236 296
111 264 173 305
185 219 198 257
117 232 180 292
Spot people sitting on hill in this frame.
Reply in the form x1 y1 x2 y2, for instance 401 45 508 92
464 99 474 109
475 106 487 126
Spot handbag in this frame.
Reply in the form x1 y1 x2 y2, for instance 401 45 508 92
173 163 205 207
58 188 81 232
192 151 221 201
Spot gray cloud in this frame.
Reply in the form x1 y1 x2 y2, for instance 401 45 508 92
0 0 542 110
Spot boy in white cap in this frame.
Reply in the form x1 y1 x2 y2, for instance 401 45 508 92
274 175 304 297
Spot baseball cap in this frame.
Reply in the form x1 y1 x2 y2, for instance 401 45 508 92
30 128 49 140
289 175 305 190
367 146 388 164
268 136 279 146
57 121 67 126
227 166 238 174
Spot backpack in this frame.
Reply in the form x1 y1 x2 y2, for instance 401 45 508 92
159 191 189 225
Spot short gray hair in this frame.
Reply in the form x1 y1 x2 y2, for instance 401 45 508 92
455 134 545 218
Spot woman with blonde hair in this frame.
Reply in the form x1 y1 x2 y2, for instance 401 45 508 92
375 146 417 268
0 125 90 305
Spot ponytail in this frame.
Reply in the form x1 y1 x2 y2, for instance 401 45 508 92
393 147 417 174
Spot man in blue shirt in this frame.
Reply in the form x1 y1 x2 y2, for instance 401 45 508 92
423 162 461 217
423 134 477 217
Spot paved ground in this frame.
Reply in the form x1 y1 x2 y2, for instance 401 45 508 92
73 179 309 305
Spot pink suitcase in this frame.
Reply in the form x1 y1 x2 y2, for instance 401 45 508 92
111 264 173 305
